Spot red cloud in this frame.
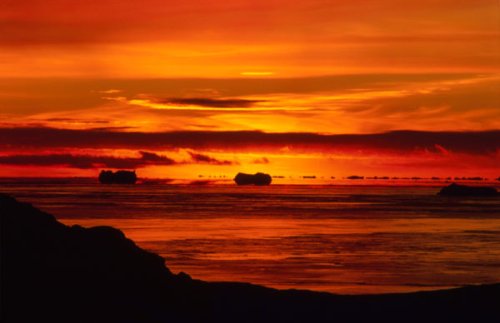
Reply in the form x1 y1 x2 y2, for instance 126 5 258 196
0 151 175 169
0 127 497 155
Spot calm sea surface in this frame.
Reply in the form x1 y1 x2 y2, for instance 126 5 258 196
3 180 500 294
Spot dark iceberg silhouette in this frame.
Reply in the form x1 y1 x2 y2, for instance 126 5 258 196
234 172 272 185
1 193 499 323
99 170 137 184
438 183 498 197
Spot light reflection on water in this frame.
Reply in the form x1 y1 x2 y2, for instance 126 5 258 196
3 183 500 294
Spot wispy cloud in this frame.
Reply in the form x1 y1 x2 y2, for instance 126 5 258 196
252 157 270 164
1 74 498 134
158 97 263 108
188 151 235 165
126 97 306 112
97 89 122 94
0 149 244 169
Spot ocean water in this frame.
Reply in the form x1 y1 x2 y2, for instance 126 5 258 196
3 180 500 294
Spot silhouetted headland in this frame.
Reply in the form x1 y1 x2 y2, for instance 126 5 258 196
438 183 498 197
99 170 137 184
234 172 272 185
1 193 499 323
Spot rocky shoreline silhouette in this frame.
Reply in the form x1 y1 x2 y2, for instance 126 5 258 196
234 172 272 185
438 183 498 197
99 170 137 184
1 193 499 323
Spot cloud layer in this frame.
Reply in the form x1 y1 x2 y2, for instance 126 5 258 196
0 151 174 169
1 127 498 155
0 150 239 169
188 152 234 165
159 97 262 108
1 1 498 77
1 74 498 134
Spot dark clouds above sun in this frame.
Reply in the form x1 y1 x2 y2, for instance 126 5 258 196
0 0 498 178
0 126 498 179
1 127 498 155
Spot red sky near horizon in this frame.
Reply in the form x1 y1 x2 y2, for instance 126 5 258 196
0 0 499 180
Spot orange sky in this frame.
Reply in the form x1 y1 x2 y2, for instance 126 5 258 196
0 0 499 179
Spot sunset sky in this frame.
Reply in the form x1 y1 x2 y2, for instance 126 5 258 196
1 0 499 179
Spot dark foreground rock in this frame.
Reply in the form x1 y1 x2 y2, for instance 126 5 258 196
438 183 498 197
1 193 499 323
234 172 272 185
99 170 137 184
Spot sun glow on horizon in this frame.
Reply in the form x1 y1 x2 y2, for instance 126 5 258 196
0 0 498 179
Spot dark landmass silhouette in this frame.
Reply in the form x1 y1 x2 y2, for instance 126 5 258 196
99 170 137 184
1 193 500 323
438 183 498 197
234 172 272 186
347 175 364 180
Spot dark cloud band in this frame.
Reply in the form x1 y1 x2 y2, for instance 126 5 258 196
0 127 498 155
159 97 262 108
188 151 234 165
0 151 175 169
